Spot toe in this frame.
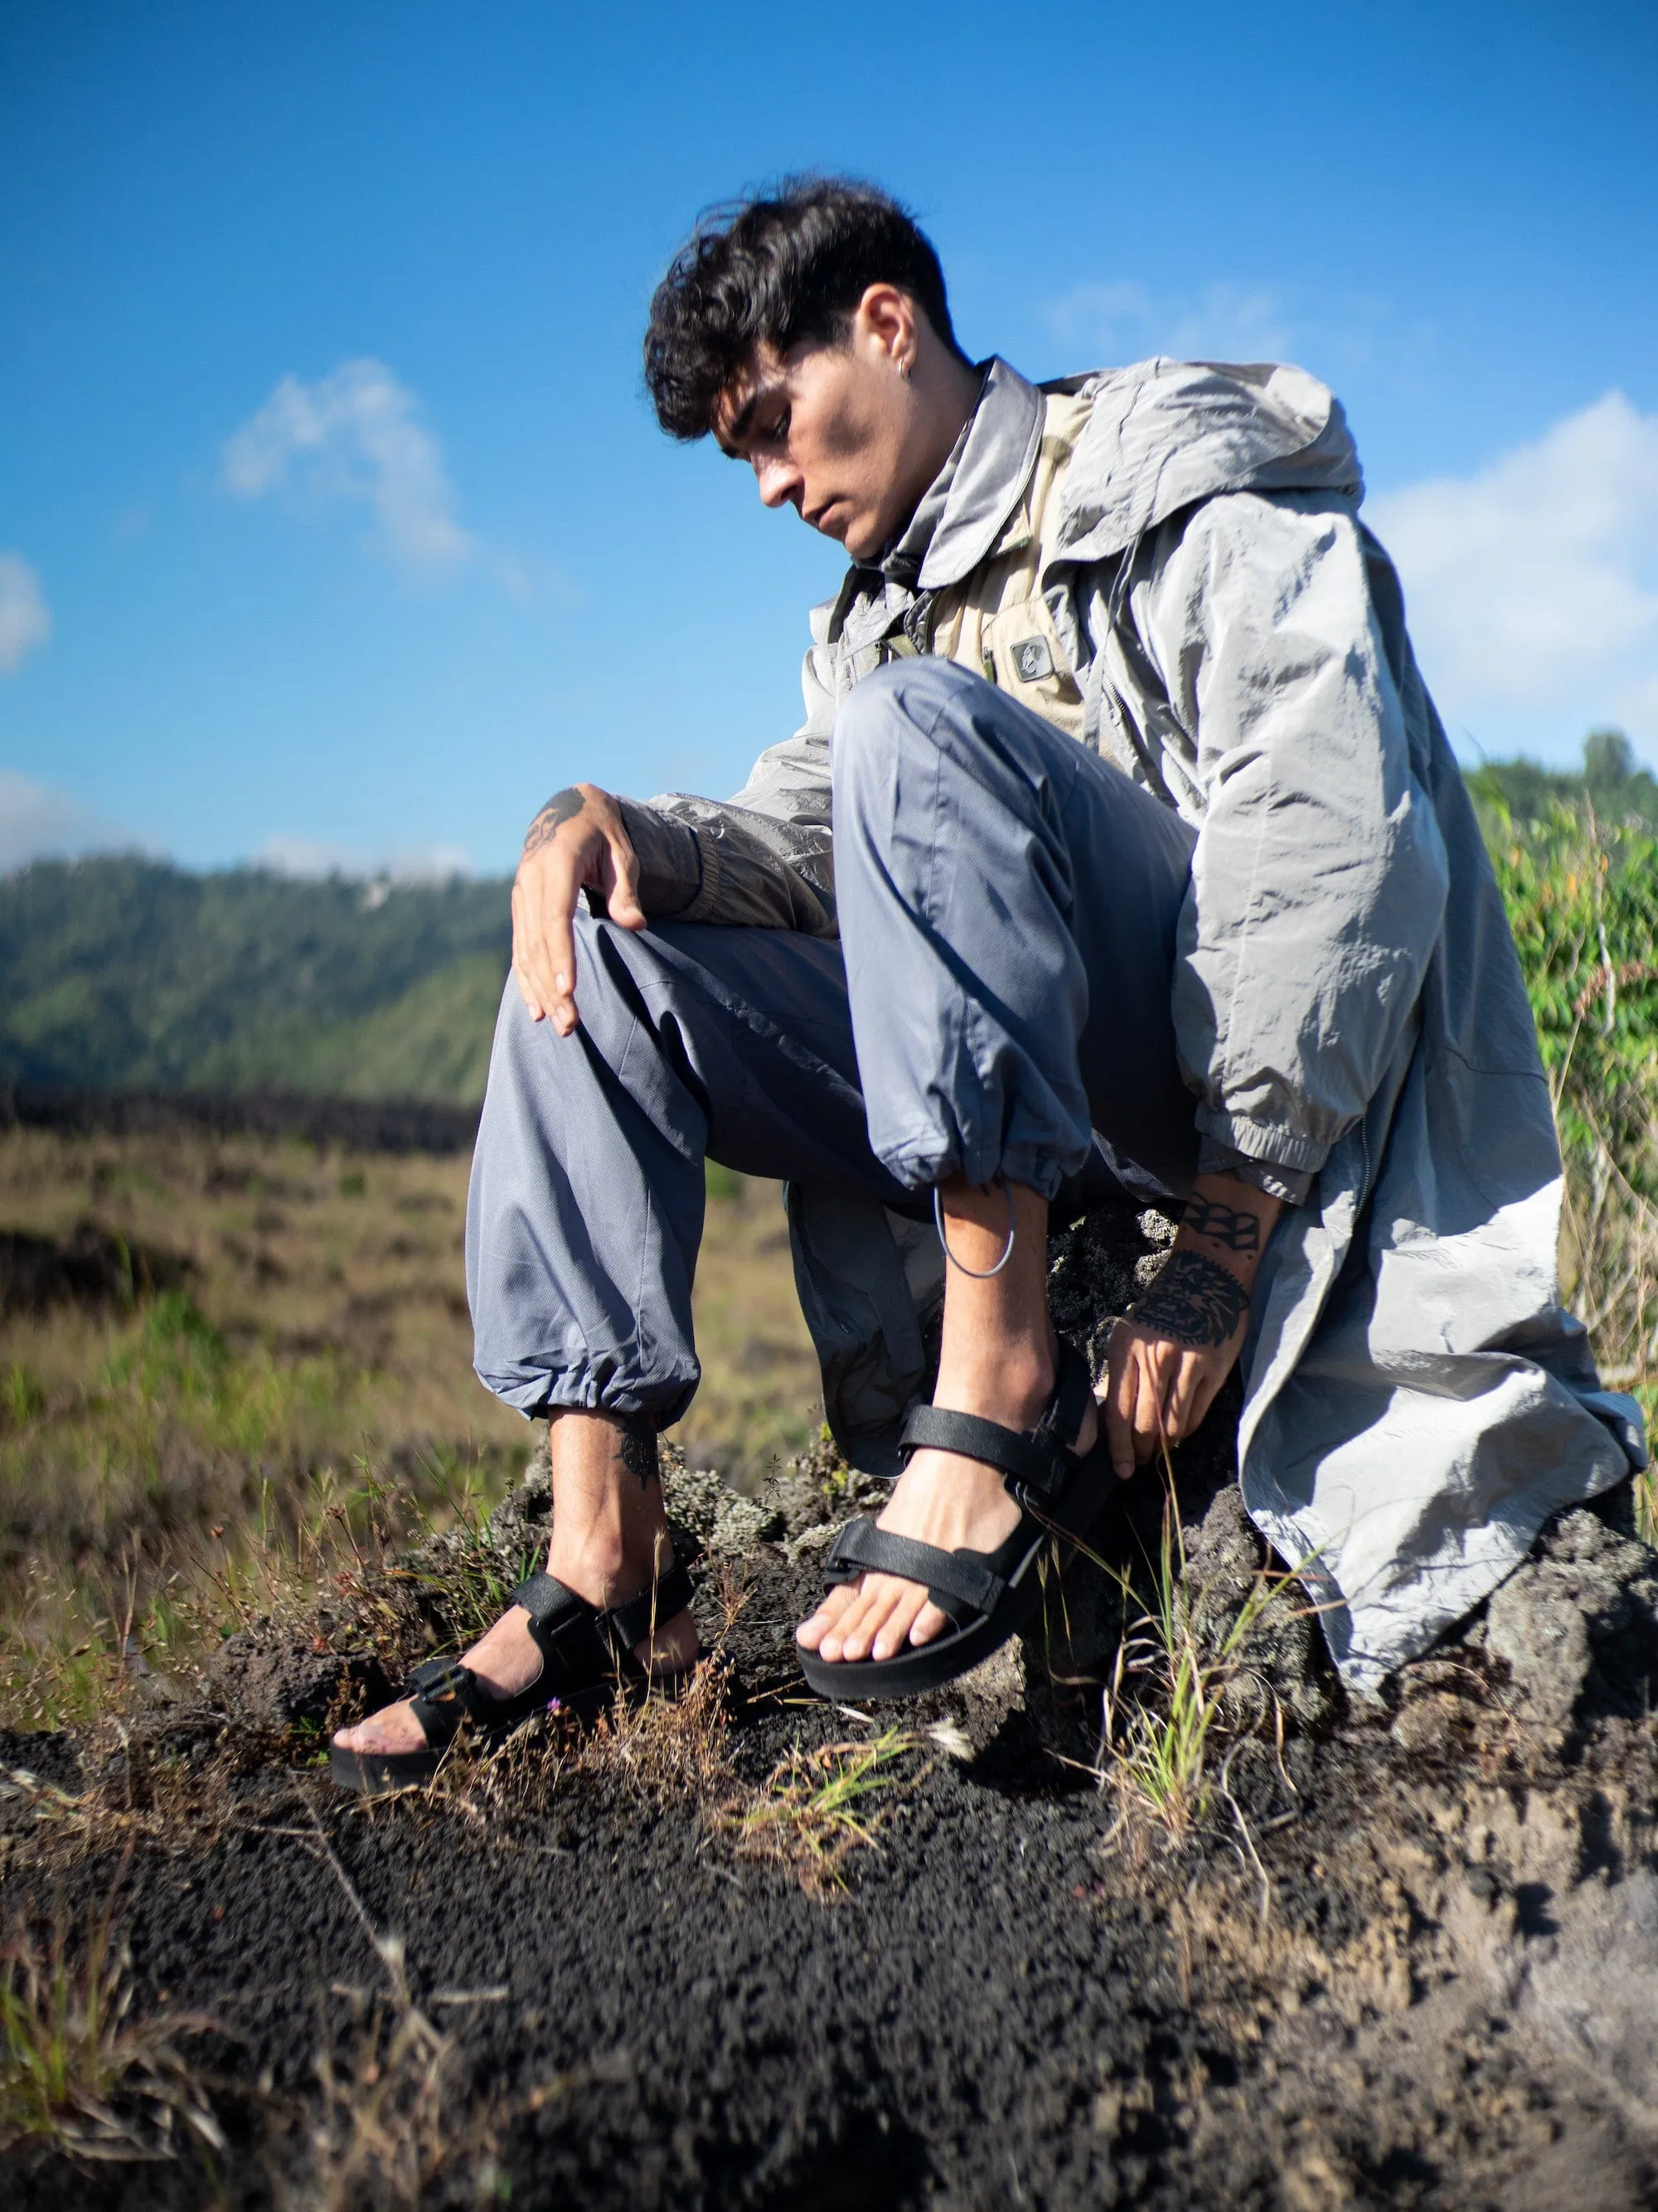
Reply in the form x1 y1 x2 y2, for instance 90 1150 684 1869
908 1598 951 1648
820 1579 886 1661
795 1582 858 1652
836 1575 914 1663
869 1580 931 1661
332 1699 420 1756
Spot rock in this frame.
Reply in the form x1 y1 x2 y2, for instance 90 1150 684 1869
1391 1688 1479 1755
204 1627 390 1730
473 1436 553 1563
0 1726 85 1796
1485 1501 1658 1744
0 1220 193 1320
662 1461 784 1555
0 1725 85 1831
1187 1484 1340 1734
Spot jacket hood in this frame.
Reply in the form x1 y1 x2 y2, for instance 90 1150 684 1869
1051 357 1365 563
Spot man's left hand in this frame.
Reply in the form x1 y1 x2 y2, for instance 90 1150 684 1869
1103 1176 1283 1478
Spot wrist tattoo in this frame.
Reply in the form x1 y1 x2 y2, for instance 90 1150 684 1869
1179 1197 1261 1253
1127 1250 1247 1348
522 786 588 861
617 1420 659 1491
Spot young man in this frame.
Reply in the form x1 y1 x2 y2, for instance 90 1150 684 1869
332 180 1642 1788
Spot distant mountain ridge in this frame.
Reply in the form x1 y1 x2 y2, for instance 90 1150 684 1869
3 735 1648 1108
0 857 511 1104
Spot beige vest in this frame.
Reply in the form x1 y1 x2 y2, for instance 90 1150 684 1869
851 386 1095 742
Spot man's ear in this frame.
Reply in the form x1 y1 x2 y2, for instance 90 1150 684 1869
852 284 919 375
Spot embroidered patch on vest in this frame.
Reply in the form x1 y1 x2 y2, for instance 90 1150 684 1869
1010 635 1054 682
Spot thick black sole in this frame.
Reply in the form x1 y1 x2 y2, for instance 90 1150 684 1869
796 1453 1122 1705
326 1666 700 1796
327 1743 443 1795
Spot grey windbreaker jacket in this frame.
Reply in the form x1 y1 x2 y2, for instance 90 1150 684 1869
618 356 1645 1688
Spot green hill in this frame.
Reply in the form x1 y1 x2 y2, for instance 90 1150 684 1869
3 730 1652 1109
0 858 511 1104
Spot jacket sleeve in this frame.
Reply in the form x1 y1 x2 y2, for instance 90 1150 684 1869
1129 488 1449 1180
613 634 840 936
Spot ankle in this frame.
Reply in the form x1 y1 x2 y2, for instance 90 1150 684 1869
935 1329 1055 1429
546 1518 670 1603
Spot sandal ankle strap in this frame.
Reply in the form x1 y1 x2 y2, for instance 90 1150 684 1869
599 1560 696 1657
898 1339 1096 1505
510 1556 697 1670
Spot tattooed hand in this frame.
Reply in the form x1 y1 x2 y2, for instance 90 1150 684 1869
521 786 591 861
511 781 644 1035
1127 1250 1247 1346
1103 1171 1284 1479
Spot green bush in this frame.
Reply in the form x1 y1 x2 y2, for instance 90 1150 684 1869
1480 793 1658 1196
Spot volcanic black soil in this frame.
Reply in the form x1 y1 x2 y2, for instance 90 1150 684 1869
7 1201 1658 2210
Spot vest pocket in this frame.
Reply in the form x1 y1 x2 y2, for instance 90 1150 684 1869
980 602 1085 737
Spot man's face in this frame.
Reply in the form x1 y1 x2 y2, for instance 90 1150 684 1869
715 325 933 564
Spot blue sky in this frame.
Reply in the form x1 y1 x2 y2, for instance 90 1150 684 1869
3 0 1656 878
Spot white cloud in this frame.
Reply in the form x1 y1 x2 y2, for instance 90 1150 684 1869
0 771 143 873
254 833 473 883
1369 393 1658 756
0 554 51 674
1045 280 1293 366
222 359 475 575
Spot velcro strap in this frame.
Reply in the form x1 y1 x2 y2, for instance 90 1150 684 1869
510 1570 589 1628
405 1655 490 1742
897 1336 1097 1503
825 1516 1005 1625
603 1561 695 1654
1041 1338 1095 1452
898 1404 1071 1500
408 1656 479 1705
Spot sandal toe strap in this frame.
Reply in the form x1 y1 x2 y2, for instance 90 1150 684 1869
826 1516 1007 1626
405 1656 494 1747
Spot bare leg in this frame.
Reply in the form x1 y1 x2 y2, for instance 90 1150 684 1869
795 1176 1097 1666
332 1412 700 1757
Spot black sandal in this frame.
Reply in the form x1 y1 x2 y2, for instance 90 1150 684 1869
329 1554 698 1795
796 1339 1117 1702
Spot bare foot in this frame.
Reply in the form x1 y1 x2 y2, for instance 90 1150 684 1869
795 1347 1100 1667
332 1545 699 1759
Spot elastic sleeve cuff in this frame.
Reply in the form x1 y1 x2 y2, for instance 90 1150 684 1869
1193 1104 1330 1175
613 799 703 919
1196 1136 1314 1207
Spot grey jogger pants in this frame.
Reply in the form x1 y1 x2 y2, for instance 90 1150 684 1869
467 658 1199 1424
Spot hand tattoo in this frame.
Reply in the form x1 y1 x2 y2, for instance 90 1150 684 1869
1127 1250 1247 1347
1179 1197 1261 1253
521 786 588 861
617 1420 659 1491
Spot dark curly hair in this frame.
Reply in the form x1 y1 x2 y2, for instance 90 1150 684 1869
643 176 967 440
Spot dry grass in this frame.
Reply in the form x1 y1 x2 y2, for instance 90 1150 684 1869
1098 1477 1289 1860
425 1664 922 1899
0 1128 811 1732
573 1656 737 1801
718 1729 924 1897
0 1885 223 2165
1559 1142 1658 1543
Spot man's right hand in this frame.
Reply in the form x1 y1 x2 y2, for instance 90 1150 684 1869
511 783 645 1035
